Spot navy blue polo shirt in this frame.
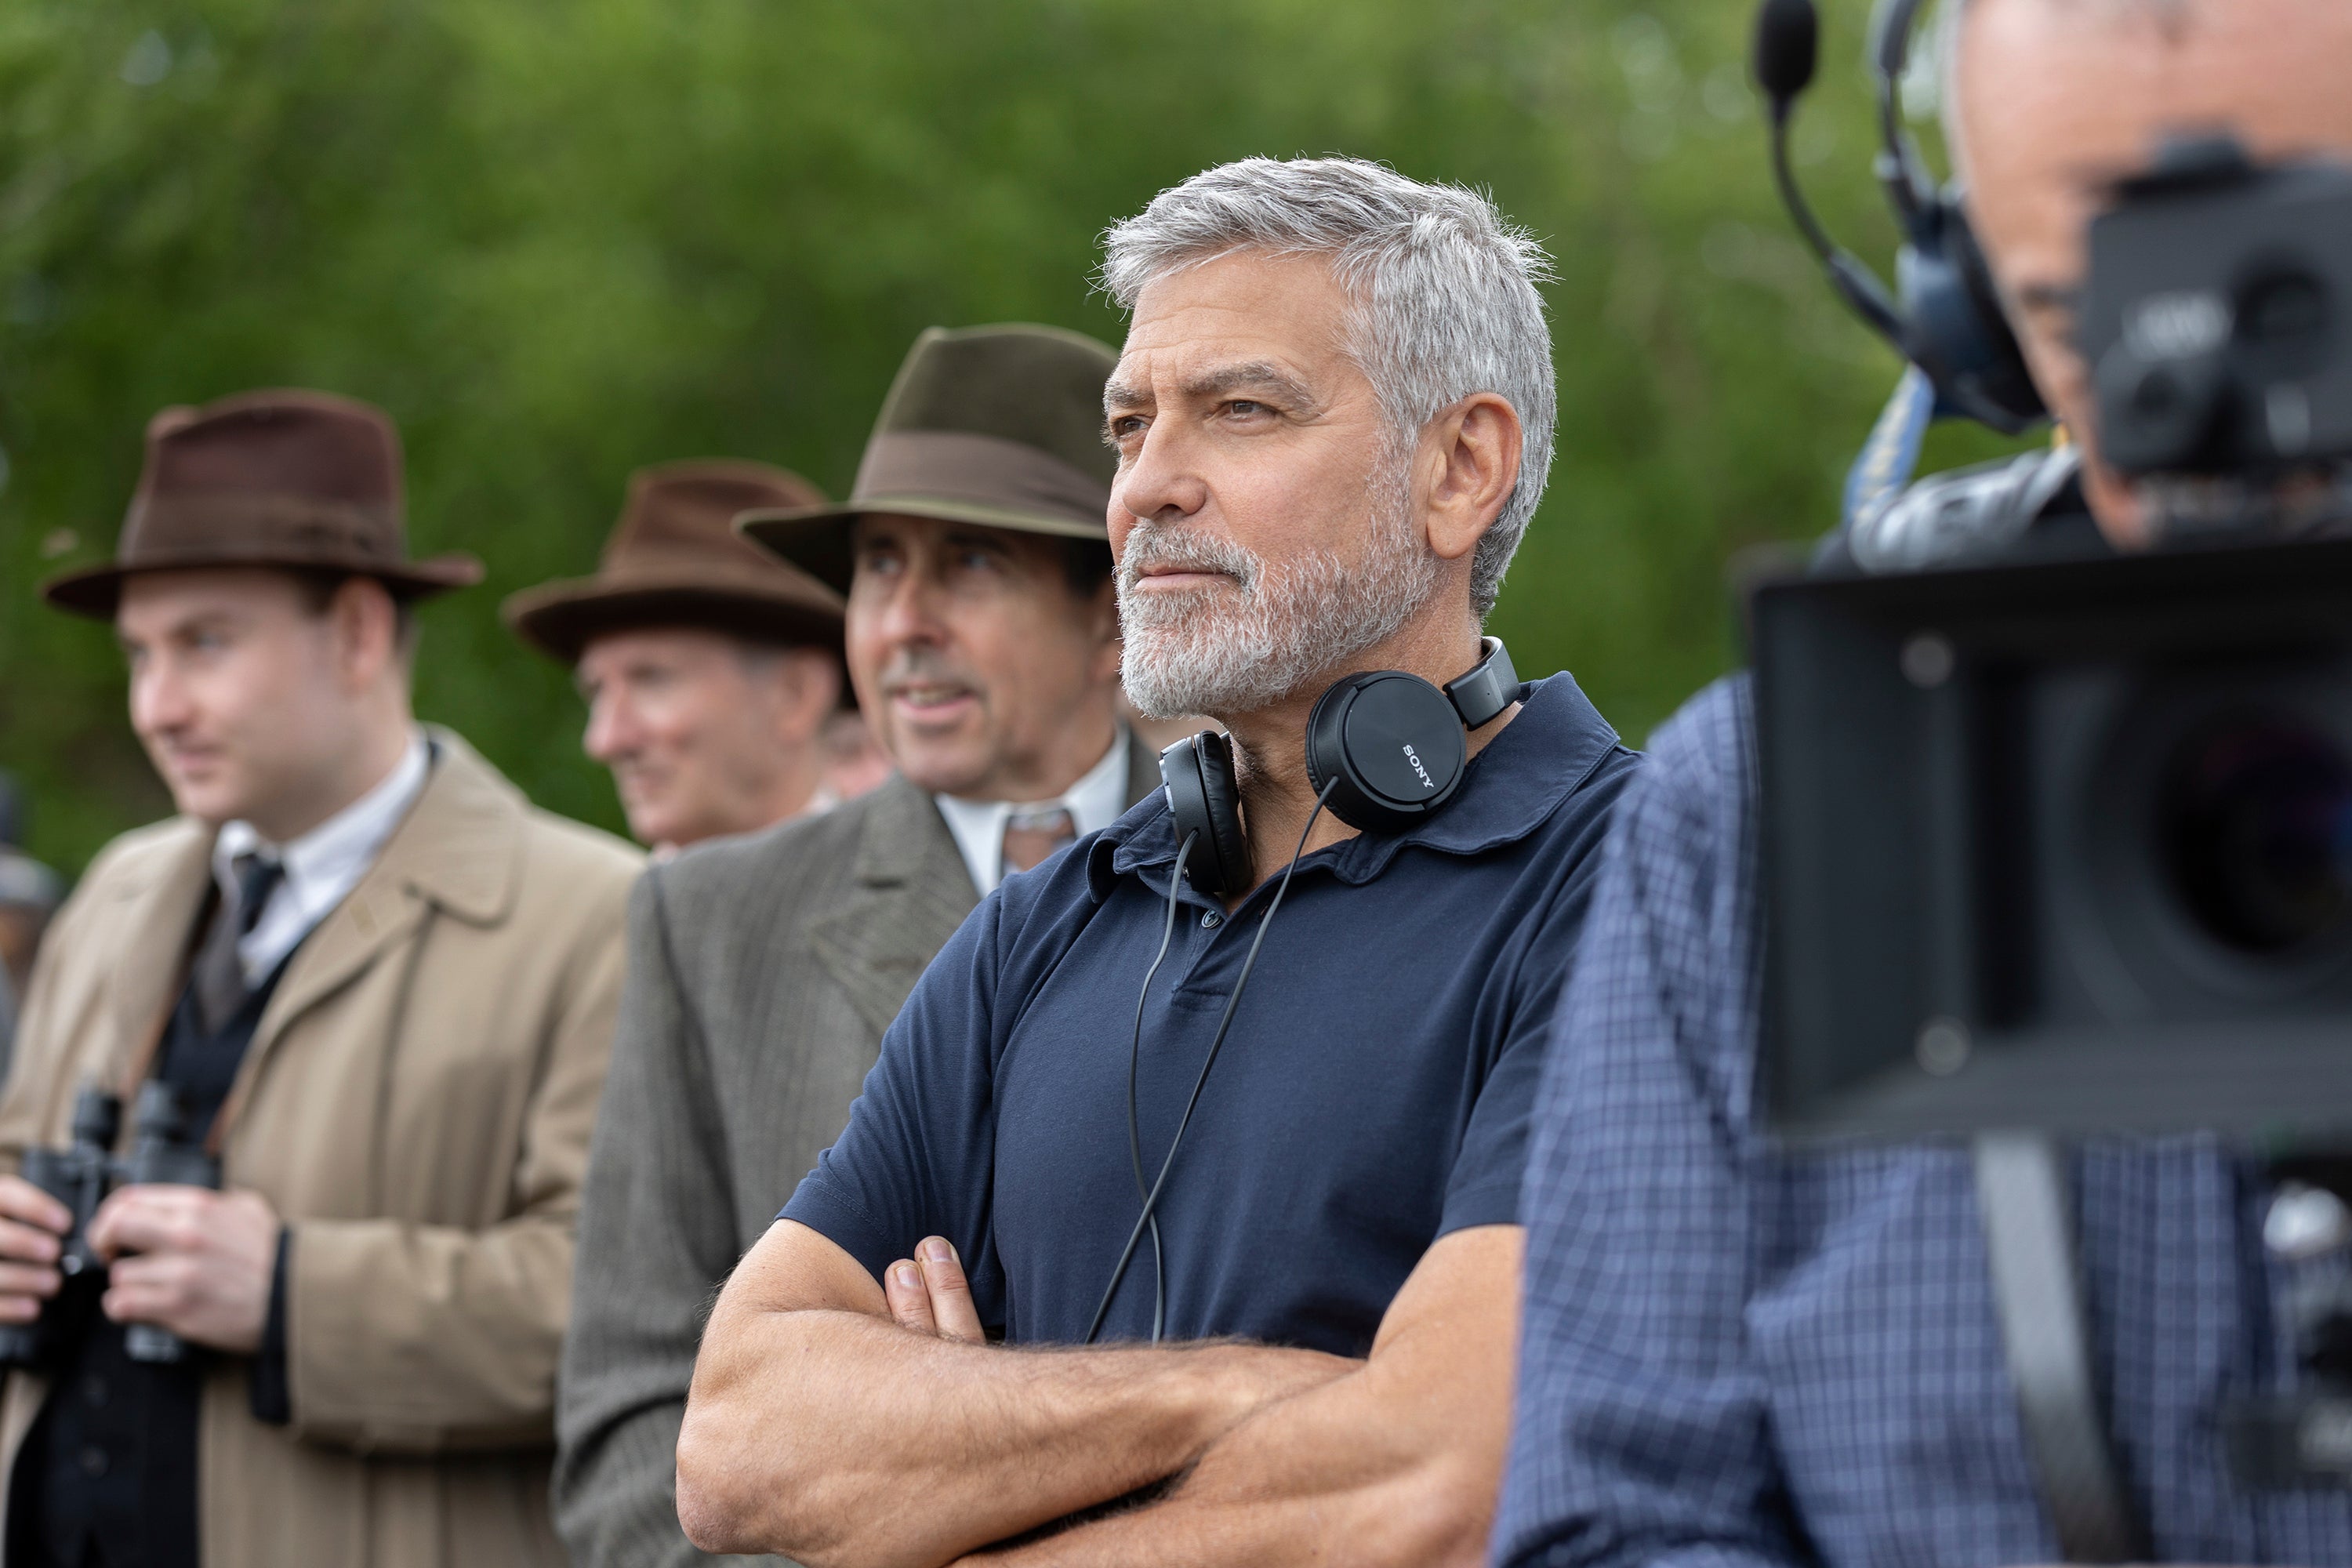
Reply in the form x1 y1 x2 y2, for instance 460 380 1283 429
781 673 1637 1356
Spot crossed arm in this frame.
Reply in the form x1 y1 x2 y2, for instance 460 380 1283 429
675 1218 1521 1568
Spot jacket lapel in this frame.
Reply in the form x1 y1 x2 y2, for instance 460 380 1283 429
218 730 523 1138
809 730 1158 1040
810 778 978 1039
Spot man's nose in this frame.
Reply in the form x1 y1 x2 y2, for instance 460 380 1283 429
870 572 950 653
129 660 191 741
1112 419 1210 542
583 690 639 763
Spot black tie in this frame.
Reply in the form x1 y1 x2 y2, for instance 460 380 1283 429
192 851 283 1034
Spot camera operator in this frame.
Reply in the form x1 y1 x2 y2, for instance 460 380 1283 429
673 157 1637 1568
1493 2 2352 1565
0 390 640 1568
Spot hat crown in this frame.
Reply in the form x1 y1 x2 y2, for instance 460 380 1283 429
872 325 1118 486
500 459 843 664
735 323 1122 598
39 387 482 619
136 390 403 540
605 460 826 580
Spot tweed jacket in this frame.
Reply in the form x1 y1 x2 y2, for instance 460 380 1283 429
554 734 1156 1568
0 730 641 1568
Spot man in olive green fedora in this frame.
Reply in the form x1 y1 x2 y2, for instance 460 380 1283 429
503 459 883 855
555 324 1158 1568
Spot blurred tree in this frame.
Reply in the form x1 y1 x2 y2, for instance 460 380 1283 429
0 0 2033 873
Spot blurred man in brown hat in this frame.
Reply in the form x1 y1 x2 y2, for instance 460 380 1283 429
555 323 1155 1568
506 459 885 854
0 389 640 1568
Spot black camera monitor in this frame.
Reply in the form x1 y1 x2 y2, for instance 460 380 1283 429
1755 539 2352 1142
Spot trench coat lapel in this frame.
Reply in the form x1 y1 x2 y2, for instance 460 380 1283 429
100 829 216 1104
808 729 1160 1039
219 730 523 1137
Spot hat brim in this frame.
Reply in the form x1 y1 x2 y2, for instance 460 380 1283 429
502 578 847 667
735 498 1109 596
40 550 485 621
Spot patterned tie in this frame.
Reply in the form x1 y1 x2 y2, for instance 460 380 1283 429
1000 808 1076 877
192 851 284 1034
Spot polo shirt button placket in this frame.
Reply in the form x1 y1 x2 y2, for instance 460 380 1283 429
1200 911 1222 929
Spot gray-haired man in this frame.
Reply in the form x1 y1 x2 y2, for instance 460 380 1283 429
677 158 1635 1568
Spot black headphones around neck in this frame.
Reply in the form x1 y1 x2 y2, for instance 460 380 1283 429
1156 637 1526 900
1752 0 2047 435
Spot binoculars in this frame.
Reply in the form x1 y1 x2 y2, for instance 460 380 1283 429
0 1082 220 1370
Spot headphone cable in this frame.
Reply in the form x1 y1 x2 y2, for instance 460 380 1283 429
1125 831 1197 1344
1086 779 1337 1345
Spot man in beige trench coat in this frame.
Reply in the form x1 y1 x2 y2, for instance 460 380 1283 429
0 389 641 1567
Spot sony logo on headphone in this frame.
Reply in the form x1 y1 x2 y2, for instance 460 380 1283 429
1402 743 1435 791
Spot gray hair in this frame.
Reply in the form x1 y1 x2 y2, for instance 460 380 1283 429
1099 157 1556 619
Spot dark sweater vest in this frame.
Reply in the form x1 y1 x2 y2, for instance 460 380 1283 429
8 953 290 1568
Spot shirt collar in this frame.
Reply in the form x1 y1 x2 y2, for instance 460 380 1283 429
1088 673 1621 901
935 724 1131 895
214 730 431 932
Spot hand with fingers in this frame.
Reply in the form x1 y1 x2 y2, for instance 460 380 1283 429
884 1236 989 1344
0 1174 73 1326
85 1185 281 1355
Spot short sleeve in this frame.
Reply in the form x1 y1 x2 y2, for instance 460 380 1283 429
780 892 1010 1319
1439 750 1639 1237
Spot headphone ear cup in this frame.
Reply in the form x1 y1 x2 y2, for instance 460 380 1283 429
1306 672 1468 835
1944 198 2045 426
1900 193 2047 434
1158 731 1251 900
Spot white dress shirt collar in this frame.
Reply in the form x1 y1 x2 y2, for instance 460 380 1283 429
212 731 432 982
935 726 1130 896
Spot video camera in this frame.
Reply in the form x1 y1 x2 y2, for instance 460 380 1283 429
1755 136 2352 1144
0 1082 221 1371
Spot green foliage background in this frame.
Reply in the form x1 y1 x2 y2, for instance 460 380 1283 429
0 0 2030 873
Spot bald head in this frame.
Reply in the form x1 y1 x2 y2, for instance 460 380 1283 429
1950 0 2352 543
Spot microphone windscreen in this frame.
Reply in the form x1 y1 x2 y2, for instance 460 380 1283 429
1752 0 1820 106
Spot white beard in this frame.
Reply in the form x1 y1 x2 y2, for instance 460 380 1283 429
1117 469 1439 720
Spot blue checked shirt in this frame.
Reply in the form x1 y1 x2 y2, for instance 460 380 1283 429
1494 676 2352 1568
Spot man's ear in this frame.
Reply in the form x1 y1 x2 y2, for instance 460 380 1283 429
332 577 401 693
1421 393 1523 564
767 648 841 742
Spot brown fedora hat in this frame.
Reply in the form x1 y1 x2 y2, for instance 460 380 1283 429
737 323 1117 594
41 388 483 620
503 459 844 665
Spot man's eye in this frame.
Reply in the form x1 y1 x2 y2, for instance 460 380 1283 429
957 550 1003 574
1226 400 1270 418
1108 416 1147 441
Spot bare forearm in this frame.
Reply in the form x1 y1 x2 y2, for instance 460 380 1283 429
678 1305 1348 1568
958 1365 1496 1568
963 1228 1521 1568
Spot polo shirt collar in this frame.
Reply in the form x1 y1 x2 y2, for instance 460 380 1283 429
1088 672 1620 901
